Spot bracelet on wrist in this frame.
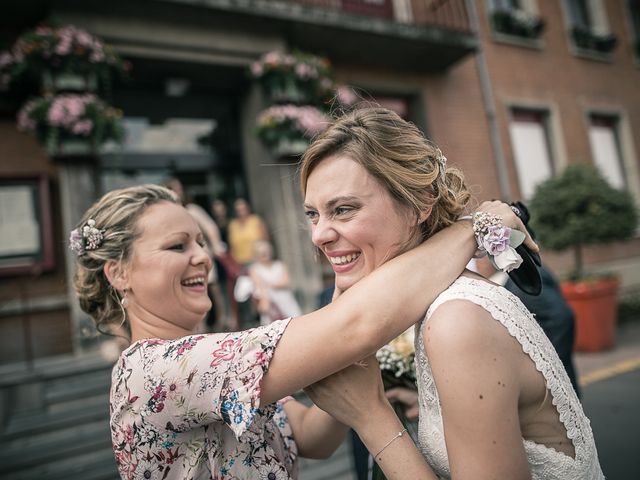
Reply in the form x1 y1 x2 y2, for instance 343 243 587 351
375 428 408 460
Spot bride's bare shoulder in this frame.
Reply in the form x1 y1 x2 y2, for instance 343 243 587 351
422 297 523 366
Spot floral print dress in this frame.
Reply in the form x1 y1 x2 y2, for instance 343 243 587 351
110 318 298 480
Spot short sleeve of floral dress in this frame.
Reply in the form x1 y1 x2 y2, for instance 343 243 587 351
110 318 298 480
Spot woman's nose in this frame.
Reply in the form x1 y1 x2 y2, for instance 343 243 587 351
193 242 213 270
311 217 338 247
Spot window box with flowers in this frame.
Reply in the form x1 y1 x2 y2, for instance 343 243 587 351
571 26 617 54
17 93 124 156
255 104 329 157
0 24 129 94
250 51 334 106
491 9 546 39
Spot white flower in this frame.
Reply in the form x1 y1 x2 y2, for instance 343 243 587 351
132 458 161 479
258 464 288 480
493 246 523 273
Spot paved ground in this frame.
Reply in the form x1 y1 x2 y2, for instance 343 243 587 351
574 320 640 480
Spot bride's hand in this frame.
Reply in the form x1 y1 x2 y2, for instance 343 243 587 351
304 355 387 429
475 200 539 253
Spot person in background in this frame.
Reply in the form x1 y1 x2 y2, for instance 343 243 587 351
249 240 302 326
69 183 531 479
210 198 240 331
228 197 269 266
228 197 270 327
211 198 230 244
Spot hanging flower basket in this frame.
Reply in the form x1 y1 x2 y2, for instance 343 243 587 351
491 9 545 39
0 23 130 93
17 93 124 155
571 26 617 53
41 70 99 93
250 51 334 105
256 104 329 156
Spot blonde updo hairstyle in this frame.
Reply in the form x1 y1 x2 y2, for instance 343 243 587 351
300 107 471 252
72 184 179 335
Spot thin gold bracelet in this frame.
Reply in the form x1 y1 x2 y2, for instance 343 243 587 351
375 428 408 460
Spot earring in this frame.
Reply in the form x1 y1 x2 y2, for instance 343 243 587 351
120 289 129 308
117 289 128 328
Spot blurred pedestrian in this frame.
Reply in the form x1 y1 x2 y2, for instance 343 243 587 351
211 198 230 244
228 197 269 266
249 240 302 326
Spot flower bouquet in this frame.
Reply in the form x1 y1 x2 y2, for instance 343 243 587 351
17 93 124 154
373 328 418 480
255 104 329 156
250 50 334 105
0 23 129 93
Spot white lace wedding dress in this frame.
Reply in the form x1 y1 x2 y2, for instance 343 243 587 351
415 277 604 479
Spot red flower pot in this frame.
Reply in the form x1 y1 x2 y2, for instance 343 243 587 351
561 278 620 352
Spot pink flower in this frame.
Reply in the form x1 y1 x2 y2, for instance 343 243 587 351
481 225 512 256
255 351 269 366
210 338 240 366
71 119 93 135
295 63 317 79
75 30 94 48
337 85 358 106
0 51 12 68
250 62 263 77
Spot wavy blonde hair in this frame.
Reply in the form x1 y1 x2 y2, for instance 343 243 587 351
72 184 179 335
299 107 471 251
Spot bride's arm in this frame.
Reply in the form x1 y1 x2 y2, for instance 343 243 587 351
305 356 439 480
260 202 536 406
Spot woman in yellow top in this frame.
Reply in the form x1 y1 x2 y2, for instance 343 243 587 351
228 197 269 265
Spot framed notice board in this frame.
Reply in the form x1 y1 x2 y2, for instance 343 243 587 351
0 175 55 276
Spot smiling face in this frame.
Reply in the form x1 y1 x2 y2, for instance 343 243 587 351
304 155 416 292
125 201 212 333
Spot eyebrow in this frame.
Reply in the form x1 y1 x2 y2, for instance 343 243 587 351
304 195 361 211
164 231 203 241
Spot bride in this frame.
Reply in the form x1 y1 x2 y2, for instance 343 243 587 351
301 107 604 479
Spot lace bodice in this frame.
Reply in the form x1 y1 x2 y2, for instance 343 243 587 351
415 277 604 479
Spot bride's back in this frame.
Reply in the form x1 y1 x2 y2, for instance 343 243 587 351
415 275 603 479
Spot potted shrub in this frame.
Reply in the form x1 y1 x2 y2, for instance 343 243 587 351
17 93 124 155
530 163 638 351
255 104 329 157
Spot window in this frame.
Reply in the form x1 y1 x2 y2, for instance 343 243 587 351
628 0 640 58
509 109 554 200
489 0 545 40
588 115 625 190
489 0 522 9
565 0 617 53
567 0 592 28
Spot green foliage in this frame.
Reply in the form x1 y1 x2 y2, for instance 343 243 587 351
530 163 638 277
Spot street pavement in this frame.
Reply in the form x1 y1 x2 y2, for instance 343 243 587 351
575 320 640 479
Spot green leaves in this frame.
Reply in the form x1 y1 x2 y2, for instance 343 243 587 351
530 163 638 252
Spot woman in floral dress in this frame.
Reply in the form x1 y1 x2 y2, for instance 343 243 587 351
69 183 531 479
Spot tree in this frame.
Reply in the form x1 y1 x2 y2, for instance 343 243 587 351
530 163 638 280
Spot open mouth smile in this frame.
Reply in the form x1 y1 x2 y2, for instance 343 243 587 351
328 252 361 266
